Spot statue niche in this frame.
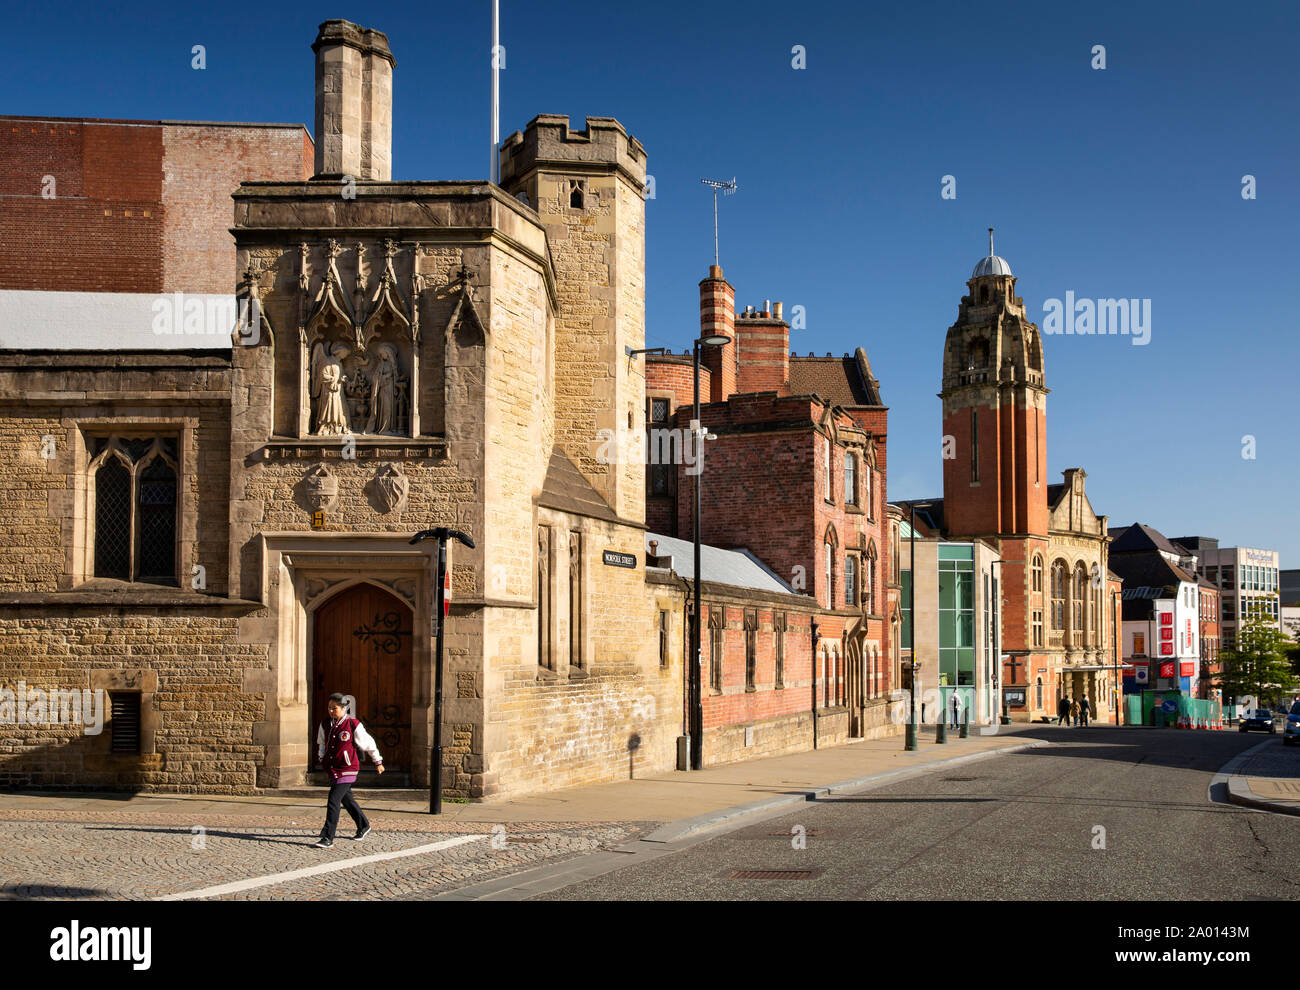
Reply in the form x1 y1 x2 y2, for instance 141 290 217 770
302 238 415 439
307 320 411 438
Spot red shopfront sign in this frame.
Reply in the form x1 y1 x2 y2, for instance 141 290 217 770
1180 662 1195 678
1159 662 1176 678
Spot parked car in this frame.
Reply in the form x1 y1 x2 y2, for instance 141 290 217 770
1240 709 1276 734
1283 702 1300 747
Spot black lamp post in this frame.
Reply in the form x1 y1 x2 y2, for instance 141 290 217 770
906 501 933 751
409 526 475 814
689 332 731 771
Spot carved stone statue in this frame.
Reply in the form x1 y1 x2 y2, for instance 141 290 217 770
365 344 400 435
310 340 351 435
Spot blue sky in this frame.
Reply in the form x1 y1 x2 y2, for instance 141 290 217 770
6 0 1298 562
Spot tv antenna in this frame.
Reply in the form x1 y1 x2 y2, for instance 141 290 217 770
701 177 737 267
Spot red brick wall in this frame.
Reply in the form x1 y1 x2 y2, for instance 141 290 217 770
0 116 313 296
645 357 710 410
702 603 820 727
0 118 164 292
675 395 819 594
161 123 314 294
734 315 789 394
943 391 1046 538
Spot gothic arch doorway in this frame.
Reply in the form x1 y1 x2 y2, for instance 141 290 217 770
311 582 413 775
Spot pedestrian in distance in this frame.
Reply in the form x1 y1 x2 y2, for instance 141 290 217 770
1057 696 1070 726
1070 697 1080 727
315 693 384 849
950 692 962 729
1079 695 1091 727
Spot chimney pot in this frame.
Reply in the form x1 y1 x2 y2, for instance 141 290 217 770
774 301 783 320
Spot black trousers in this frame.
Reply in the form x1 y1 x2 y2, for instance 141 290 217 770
322 781 369 839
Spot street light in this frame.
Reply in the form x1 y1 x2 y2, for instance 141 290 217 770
906 501 934 751
689 332 731 771
409 526 475 814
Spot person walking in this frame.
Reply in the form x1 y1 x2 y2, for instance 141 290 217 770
950 691 963 729
1057 696 1071 726
1069 697 1080 727
315 693 384 849
1079 695 1091 727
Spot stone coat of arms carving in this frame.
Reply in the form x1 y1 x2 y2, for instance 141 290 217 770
303 464 339 513
371 464 409 514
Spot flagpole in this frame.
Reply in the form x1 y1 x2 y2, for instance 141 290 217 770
491 0 500 183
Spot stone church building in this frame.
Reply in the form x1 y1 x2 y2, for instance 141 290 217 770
0 19 906 798
0 20 681 797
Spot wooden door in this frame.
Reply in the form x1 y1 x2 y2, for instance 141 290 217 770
311 583 413 773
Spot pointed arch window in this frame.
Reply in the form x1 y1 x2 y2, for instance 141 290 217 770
89 436 179 586
865 543 879 614
844 453 857 506
1032 554 1044 594
1073 563 1088 642
1050 560 1067 631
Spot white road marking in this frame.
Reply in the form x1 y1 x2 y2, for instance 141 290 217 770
155 834 490 901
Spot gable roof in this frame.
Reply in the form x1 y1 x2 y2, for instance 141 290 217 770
787 347 883 407
1109 522 1185 557
1108 550 1195 592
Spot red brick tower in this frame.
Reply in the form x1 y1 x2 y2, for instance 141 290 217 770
940 231 1048 539
940 232 1050 672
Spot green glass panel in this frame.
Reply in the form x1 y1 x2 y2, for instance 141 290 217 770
940 614 955 649
939 571 955 611
938 544 974 561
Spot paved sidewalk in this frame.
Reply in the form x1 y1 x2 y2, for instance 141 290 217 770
0 725 1043 835
1220 736 1300 816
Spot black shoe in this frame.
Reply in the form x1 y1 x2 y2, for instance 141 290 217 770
354 825 372 841
314 837 334 848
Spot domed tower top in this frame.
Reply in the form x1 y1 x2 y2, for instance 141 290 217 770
972 228 1013 277
941 227 1044 392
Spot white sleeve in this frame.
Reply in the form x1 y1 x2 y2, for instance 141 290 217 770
353 722 383 764
316 723 325 761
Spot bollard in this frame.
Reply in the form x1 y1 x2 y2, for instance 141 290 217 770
960 708 970 739
936 717 948 744
906 721 918 751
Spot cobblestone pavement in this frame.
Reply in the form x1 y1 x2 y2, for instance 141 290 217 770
0 812 652 900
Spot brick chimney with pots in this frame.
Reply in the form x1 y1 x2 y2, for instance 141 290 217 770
734 298 790 394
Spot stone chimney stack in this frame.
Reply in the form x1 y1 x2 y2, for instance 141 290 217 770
312 20 396 180
699 265 737 403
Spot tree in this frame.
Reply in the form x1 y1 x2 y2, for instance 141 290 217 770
1219 603 1297 706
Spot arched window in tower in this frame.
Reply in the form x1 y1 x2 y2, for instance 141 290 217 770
967 337 989 369
568 179 584 209
1027 329 1043 372
980 285 989 304
1050 561 1067 632
1091 565 1102 642
824 541 834 607
1032 554 1044 594
844 452 857 506
1073 563 1088 643
866 543 878 614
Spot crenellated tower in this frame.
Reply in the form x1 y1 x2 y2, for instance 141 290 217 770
499 115 648 523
